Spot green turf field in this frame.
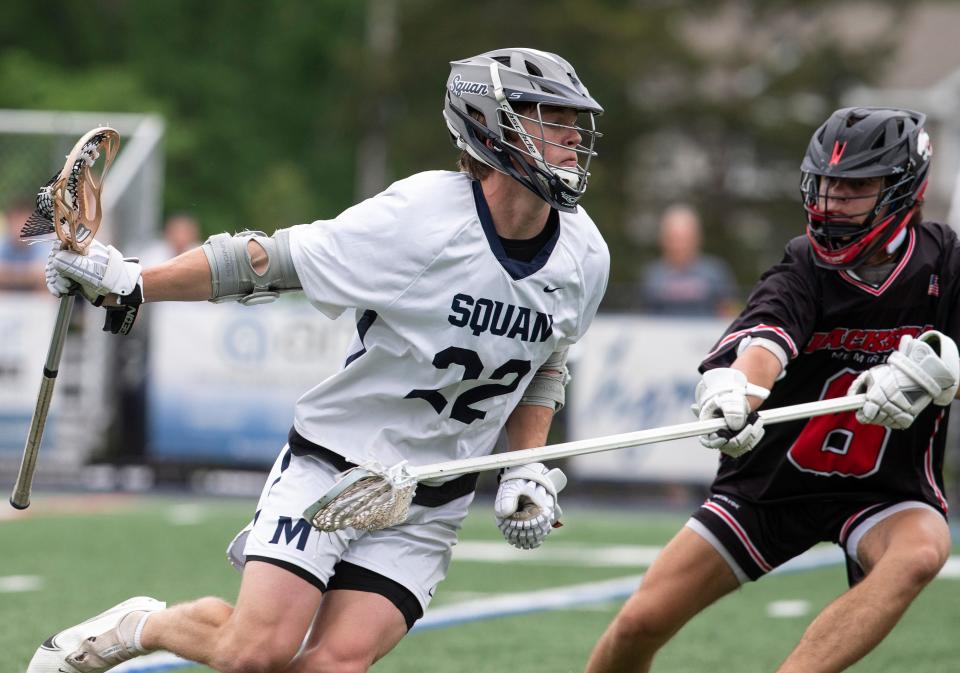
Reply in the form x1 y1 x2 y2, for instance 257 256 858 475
3 495 957 673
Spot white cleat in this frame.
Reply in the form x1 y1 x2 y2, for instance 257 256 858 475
26 596 165 673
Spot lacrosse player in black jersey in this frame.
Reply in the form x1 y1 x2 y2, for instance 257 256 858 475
588 107 959 673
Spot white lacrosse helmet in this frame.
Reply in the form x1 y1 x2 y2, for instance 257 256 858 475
443 47 603 212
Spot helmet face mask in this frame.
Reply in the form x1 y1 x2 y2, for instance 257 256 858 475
497 103 599 198
444 48 603 212
799 107 931 270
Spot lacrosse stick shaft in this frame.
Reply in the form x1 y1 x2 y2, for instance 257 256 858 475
9 295 75 509
411 394 866 482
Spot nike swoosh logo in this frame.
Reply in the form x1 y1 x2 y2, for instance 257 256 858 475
543 286 561 293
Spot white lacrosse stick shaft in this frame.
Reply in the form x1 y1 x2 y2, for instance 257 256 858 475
408 394 865 482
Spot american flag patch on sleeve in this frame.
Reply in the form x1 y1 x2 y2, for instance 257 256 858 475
928 274 940 297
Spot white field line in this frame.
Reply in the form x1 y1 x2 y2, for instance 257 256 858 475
166 504 206 526
413 573 646 632
453 541 846 572
938 556 960 578
108 547 960 673
0 575 43 592
766 599 811 618
452 541 663 566
111 542 846 673
416 545 847 631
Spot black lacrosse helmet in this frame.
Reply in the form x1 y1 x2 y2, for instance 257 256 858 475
800 107 931 270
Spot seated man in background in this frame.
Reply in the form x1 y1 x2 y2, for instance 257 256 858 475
138 211 202 267
638 203 738 317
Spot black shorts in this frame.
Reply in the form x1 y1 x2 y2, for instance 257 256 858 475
247 557 423 630
689 492 946 587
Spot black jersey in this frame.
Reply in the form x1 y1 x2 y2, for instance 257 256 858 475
700 221 960 511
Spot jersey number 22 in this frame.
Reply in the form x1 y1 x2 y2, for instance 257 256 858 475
405 346 531 424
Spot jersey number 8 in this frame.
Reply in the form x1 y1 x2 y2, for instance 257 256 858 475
787 370 891 478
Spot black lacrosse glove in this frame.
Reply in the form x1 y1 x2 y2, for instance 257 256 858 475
101 281 143 335
713 410 762 441
709 410 764 458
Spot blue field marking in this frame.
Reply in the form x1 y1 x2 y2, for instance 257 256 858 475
114 656 191 673
412 546 846 632
412 573 645 632
114 544 848 673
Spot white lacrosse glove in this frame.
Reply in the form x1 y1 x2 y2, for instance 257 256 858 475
848 331 959 430
44 248 74 297
46 239 142 303
494 463 566 550
692 368 770 458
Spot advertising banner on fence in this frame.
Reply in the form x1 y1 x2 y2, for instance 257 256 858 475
0 294 60 458
147 297 355 465
567 314 728 483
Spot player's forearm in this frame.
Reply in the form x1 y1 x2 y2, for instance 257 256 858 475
732 345 783 409
505 403 555 451
141 247 213 302
98 247 212 306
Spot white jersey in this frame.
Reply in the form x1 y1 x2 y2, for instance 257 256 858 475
287 170 609 475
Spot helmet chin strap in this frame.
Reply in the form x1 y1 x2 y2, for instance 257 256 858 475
885 227 907 255
851 217 911 283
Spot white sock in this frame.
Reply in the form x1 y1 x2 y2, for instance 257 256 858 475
133 611 153 653
115 610 155 654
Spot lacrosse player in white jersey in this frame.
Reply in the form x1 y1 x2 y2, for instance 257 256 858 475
29 47 608 673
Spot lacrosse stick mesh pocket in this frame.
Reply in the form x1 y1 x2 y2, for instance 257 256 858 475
304 464 418 532
20 127 119 252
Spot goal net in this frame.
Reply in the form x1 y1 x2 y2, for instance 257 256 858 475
0 110 164 484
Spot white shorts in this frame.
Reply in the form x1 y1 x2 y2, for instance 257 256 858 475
227 446 474 615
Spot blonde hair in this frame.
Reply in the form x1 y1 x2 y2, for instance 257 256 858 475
456 103 536 180
458 151 492 180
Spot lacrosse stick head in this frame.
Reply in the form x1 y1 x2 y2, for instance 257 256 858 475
303 461 418 532
20 127 120 253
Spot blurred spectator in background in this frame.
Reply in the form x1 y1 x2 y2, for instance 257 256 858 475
0 198 47 292
139 212 202 266
638 203 738 316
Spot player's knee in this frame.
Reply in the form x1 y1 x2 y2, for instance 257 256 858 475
873 540 949 594
186 596 234 622
900 543 948 588
607 606 673 650
299 644 375 673
210 621 300 673
213 646 293 673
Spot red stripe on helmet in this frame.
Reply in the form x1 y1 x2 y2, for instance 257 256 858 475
829 141 847 166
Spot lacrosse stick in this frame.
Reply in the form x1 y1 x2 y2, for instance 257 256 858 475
9 127 120 510
304 393 866 532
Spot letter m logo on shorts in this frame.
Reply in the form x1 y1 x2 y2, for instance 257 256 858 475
269 516 313 551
